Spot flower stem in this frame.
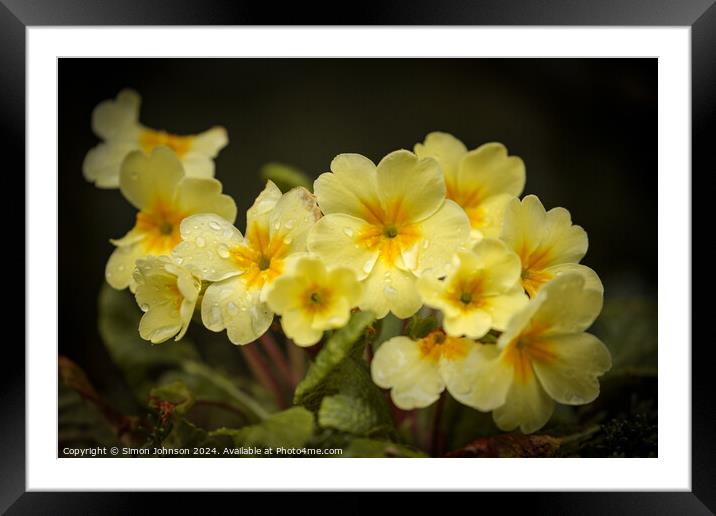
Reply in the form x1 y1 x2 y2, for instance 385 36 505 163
430 392 446 457
286 340 306 387
259 332 294 387
240 342 287 409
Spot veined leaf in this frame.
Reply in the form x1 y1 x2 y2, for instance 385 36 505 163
211 406 315 450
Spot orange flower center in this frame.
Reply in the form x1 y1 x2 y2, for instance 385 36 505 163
501 325 555 384
140 129 194 158
418 330 470 363
353 199 422 267
135 200 185 255
230 222 288 290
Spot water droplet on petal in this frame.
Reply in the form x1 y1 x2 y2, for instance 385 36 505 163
283 236 293 245
363 260 375 274
285 219 295 229
384 285 398 297
227 302 238 314
196 237 205 248
422 239 430 249
217 244 230 259
343 227 354 237
209 220 222 231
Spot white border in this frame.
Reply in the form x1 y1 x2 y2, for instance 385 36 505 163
27 27 691 490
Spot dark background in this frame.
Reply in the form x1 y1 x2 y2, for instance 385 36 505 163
59 58 657 393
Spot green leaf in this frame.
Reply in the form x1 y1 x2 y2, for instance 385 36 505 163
406 314 438 340
591 297 657 377
149 381 195 416
293 311 376 408
162 418 226 450
260 162 312 192
293 311 394 438
342 438 428 458
211 407 315 450
97 284 201 399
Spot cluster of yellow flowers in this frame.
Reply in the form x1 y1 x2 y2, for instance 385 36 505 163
87 89 611 434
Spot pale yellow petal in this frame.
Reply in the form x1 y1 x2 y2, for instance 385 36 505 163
311 297 352 331
327 267 363 307
445 344 513 411
492 369 554 434
314 153 381 219
443 309 492 339
458 142 525 199
105 242 145 291
360 259 421 319
190 126 228 157
414 132 467 190
532 273 603 336
265 275 309 315
543 262 604 295
201 276 273 345
414 200 470 276
119 147 184 210
174 214 244 282
539 206 588 265
83 141 140 188
181 152 215 179
307 214 380 281
469 238 522 293
532 333 612 405
268 186 322 253
246 180 282 228
376 149 445 222
280 309 324 347
482 287 529 331
138 304 182 344
173 177 237 223
500 195 546 259
469 193 513 239
371 336 444 410
92 89 141 142
416 275 458 316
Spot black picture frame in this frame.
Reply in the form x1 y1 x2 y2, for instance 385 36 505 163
4 0 708 512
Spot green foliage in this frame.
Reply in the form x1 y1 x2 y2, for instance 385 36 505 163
97 284 200 398
212 407 315 451
260 162 312 192
149 381 195 416
406 314 438 340
293 310 375 407
292 312 394 439
342 438 428 458
592 297 657 377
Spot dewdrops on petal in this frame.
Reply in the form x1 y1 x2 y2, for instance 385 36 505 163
415 132 525 240
371 330 494 410
133 256 201 344
466 273 611 434
173 181 322 345
265 256 362 346
105 147 237 291
417 238 528 339
500 194 603 298
83 89 228 188
308 150 471 319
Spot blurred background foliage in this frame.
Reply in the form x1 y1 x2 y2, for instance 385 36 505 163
59 59 657 457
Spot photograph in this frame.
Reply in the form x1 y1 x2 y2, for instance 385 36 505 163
57 57 657 459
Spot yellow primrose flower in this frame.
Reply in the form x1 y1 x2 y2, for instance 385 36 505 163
133 256 201 344
83 89 228 188
265 256 362 346
461 273 611 433
105 147 237 291
308 150 471 319
417 238 528 339
500 194 603 298
414 132 525 240
371 330 491 410
173 181 322 345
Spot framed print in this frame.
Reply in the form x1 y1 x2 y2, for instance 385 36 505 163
4 0 710 511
